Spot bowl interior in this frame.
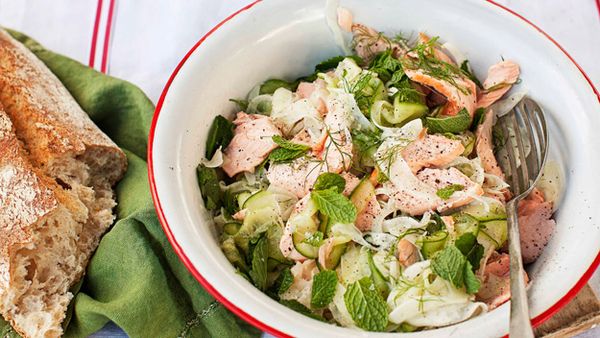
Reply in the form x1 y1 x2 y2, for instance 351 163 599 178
150 0 600 336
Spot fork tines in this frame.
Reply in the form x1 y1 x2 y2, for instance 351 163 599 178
496 97 549 196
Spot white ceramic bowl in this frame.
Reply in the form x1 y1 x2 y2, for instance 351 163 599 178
148 0 600 336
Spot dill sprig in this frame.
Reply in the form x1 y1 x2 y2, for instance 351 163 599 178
402 37 472 95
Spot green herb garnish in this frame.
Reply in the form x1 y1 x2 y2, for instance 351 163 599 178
196 165 222 210
313 173 346 193
229 98 249 111
368 49 403 83
249 235 269 291
316 55 363 72
310 270 338 308
436 184 465 200
344 277 389 331
275 268 294 295
402 37 472 95
279 300 325 321
430 245 481 294
205 115 234 159
471 107 486 131
455 232 484 270
311 188 357 224
425 108 471 134
260 79 299 95
268 135 311 163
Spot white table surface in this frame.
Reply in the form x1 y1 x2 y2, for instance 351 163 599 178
1 1 599 337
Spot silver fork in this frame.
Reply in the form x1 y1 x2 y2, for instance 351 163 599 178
495 97 549 338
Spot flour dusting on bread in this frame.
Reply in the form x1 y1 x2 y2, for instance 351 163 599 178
0 29 127 338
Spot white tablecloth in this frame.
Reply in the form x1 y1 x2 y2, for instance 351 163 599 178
1 1 599 337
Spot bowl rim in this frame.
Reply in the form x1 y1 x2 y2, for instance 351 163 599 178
147 1 600 337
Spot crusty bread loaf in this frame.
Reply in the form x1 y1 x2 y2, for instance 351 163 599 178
0 29 127 338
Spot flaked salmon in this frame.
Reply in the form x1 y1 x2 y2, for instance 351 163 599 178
222 112 281 177
417 167 484 211
476 61 520 109
396 238 420 267
401 133 464 174
416 33 455 65
384 158 442 216
475 108 505 178
351 24 406 61
267 158 323 198
518 188 555 264
355 195 381 232
476 253 529 309
404 68 477 117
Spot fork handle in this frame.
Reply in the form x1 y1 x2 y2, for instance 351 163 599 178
507 199 534 338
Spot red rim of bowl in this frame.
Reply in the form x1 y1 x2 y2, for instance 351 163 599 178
148 1 600 337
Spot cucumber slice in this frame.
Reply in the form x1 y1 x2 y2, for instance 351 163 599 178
221 237 248 272
381 95 428 125
292 231 319 259
243 190 277 211
478 220 508 248
461 199 507 221
223 222 242 236
266 223 286 262
367 250 389 297
318 214 333 236
237 192 252 209
350 179 376 213
419 231 448 259
322 243 347 270
234 207 279 254
453 213 479 236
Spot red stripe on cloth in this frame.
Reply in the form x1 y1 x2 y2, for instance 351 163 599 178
88 0 103 68
596 0 600 20
100 0 116 73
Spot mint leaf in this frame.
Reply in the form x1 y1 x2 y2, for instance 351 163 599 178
268 148 307 163
426 212 446 234
344 277 389 331
311 188 357 224
269 135 311 163
276 268 294 295
471 107 486 131
311 270 338 308
272 135 311 151
431 245 466 288
205 115 234 158
369 49 403 83
196 165 222 210
313 173 346 193
279 300 325 321
464 261 481 294
426 108 471 134
260 79 299 95
302 231 324 247
436 184 465 200
455 232 484 270
229 98 249 111
249 235 268 291
315 55 363 72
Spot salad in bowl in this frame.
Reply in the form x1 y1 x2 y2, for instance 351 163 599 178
195 8 558 333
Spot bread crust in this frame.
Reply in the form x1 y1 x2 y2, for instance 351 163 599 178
0 30 127 337
0 28 127 186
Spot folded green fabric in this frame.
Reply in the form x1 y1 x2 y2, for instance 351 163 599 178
0 30 260 338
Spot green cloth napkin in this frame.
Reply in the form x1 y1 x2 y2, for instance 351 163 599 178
0 30 261 338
